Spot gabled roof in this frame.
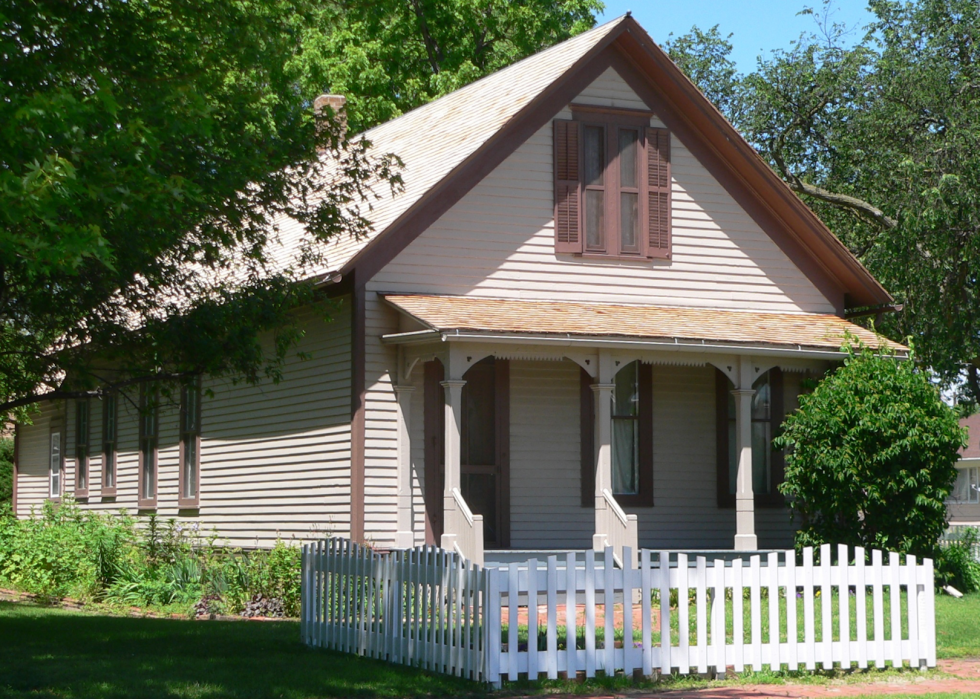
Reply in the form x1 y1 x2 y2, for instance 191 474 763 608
289 15 892 312
381 294 907 356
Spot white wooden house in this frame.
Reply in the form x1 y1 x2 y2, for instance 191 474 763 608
948 414 980 526
12 16 903 564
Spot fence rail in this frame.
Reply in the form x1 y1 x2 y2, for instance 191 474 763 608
302 540 936 687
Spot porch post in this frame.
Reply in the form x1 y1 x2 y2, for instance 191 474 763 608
592 350 616 551
393 384 415 549
733 357 758 551
440 379 466 552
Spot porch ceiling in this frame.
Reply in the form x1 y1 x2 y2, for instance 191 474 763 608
380 294 907 355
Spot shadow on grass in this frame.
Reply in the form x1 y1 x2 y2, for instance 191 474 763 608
0 601 485 699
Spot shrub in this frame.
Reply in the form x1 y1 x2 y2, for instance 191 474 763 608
0 437 12 509
937 528 980 593
0 501 303 614
774 342 965 560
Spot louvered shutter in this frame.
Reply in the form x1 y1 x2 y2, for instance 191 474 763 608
554 119 583 253
645 127 672 258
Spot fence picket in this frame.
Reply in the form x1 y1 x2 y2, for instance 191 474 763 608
696 555 707 674
641 549 653 677
565 551 577 680
820 544 832 669
889 551 901 668
872 549 885 669
749 555 762 672
907 554 919 670
528 557 539 680
768 552 780 671
855 547 867 670
803 546 815 671
603 547 615 676
658 550 670 676
507 558 519 681
585 549 596 678
622 547 635 678
732 557 744 673
678 553 690 674
786 552 798 672
712 558 725 674
839 543 850 670
546 556 558 680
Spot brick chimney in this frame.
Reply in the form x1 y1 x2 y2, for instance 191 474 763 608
314 94 347 139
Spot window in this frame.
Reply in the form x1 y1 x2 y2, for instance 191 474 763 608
49 431 62 499
580 361 654 507
138 385 158 508
102 393 117 496
179 378 202 508
950 466 980 504
75 400 90 497
715 368 785 507
554 107 671 259
612 361 640 495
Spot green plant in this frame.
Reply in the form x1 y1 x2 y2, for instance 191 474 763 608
0 438 12 509
937 528 980 593
775 341 965 560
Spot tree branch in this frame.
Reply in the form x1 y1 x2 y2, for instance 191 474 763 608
787 179 899 229
408 0 443 74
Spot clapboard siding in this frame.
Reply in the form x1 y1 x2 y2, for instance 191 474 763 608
14 404 58 515
15 302 353 548
370 68 835 313
509 359 593 549
363 291 401 546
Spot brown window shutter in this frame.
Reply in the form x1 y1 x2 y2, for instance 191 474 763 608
580 367 594 507
554 119 583 254
645 127 672 259
715 368 735 508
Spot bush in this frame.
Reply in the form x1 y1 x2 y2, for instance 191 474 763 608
0 498 303 615
937 528 980 593
774 342 965 560
0 437 12 510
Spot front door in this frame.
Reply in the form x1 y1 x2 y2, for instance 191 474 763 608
423 357 510 548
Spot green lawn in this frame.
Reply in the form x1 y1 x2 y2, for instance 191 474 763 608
0 602 483 699
0 594 977 698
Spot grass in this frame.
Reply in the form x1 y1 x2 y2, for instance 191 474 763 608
0 601 483 699
0 593 976 698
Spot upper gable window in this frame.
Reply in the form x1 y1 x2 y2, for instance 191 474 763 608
554 105 671 259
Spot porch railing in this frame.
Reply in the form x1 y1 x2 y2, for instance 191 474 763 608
595 488 638 567
446 487 484 566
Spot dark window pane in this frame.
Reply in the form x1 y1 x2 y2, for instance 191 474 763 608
612 419 639 495
752 421 771 494
585 190 604 249
584 126 604 185
462 360 495 466
620 192 638 250
184 439 198 498
752 372 770 420
619 129 638 187
613 361 639 417
142 445 156 498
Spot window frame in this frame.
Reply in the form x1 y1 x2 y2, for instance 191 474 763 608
178 377 202 509
101 393 117 497
715 368 785 508
49 428 63 501
950 464 980 504
581 362 654 508
137 385 159 510
571 105 652 259
74 399 90 498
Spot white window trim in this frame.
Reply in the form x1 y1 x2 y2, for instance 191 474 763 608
49 431 62 498
950 464 980 504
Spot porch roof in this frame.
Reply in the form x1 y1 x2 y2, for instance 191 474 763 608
381 294 907 355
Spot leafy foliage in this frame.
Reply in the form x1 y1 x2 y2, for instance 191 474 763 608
937 528 980 593
0 438 11 509
0 0 400 417
667 0 980 402
0 498 303 615
295 0 602 133
774 343 965 558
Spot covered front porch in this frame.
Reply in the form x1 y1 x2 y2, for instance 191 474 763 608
379 294 891 566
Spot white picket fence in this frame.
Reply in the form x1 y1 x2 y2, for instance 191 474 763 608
301 539 486 680
302 540 936 687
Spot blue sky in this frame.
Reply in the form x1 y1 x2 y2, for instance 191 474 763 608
597 1 876 72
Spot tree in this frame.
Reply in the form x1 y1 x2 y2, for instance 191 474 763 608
667 1 980 404
294 0 602 133
0 0 402 417
774 343 965 557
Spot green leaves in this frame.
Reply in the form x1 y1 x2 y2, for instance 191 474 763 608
775 343 965 558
